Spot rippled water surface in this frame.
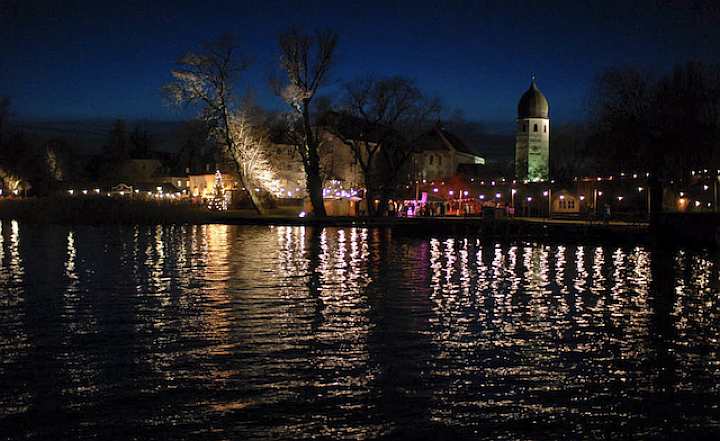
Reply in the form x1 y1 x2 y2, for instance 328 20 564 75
1 222 720 440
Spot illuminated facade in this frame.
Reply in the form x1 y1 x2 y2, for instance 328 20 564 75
515 76 550 182
413 125 485 181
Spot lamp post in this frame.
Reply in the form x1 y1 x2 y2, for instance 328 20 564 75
593 188 597 219
638 186 650 218
548 188 552 218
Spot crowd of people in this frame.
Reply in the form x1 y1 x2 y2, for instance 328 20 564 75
390 199 493 217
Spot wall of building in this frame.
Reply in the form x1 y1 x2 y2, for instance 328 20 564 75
515 118 549 182
415 150 454 180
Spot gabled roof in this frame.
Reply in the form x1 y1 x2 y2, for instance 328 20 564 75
413 125 480 157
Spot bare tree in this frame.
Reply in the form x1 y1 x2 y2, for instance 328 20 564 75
130 123 155 158
227 108 280 200
326 76 439 215
104 119 130 161
588 62 720 216
165 35 272 213
274 28 338 217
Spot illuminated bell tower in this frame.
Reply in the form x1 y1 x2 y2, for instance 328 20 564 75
515 75 550 182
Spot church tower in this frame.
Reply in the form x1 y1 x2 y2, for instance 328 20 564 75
515 75 550 182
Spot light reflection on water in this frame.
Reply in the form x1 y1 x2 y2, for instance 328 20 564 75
1 222 720 440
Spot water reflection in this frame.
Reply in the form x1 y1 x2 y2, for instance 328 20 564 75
1 221 720 439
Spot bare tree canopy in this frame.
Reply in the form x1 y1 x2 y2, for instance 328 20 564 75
588 61 720 216
588 62 720 178
326 76 440 215
274 27 338 217
165 35 275 213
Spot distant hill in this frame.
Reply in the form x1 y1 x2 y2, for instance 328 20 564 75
443 119 515 163
11 119 186 155
10 117 518 164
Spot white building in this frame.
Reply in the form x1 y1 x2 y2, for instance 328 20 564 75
515 76 550 182
412 125 485 181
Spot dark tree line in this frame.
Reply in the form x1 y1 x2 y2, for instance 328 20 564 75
586 61 720 179
544 61 720 214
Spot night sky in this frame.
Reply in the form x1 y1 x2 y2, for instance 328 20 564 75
2 0 719 125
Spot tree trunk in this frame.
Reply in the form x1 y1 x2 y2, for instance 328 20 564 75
648 175 663 224
240 173 265 214
307 170 325 217
364 176 378 216
302 101 327 217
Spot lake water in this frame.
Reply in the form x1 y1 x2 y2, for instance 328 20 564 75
1 221 719 440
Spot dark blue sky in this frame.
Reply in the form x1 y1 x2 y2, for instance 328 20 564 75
2 0 719 124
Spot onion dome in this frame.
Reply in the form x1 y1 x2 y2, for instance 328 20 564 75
517 76 549 119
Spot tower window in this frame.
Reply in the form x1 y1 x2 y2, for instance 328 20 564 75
533 124 538 132
429 155 434 165
544 125 547 133
438 156 442 165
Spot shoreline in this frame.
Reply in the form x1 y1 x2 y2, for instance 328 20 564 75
0 197 716 248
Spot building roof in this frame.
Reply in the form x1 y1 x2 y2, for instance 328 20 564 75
517 77 550 119
413 125 480 157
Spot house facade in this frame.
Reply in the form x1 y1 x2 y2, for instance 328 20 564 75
412 125 485 181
